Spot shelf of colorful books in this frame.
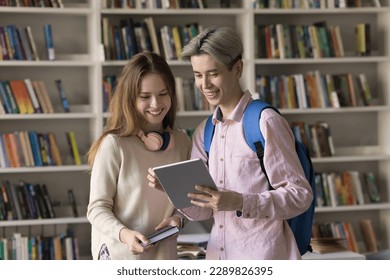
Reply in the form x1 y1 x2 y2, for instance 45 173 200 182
312 154 390 163
0 165 89 173
0 59 93 66
281 106 390 114
254 57 390 64
315 203 390 213
253 8 390 15
0 6 91 14
0 113 95 119
101 8 245 15
0 216 88 227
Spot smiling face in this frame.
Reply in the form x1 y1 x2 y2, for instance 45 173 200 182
136 73 172 132
191 54 243 118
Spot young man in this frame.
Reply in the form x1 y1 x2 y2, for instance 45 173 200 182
150 26 313 259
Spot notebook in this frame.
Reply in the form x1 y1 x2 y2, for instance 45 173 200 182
142 226 179 246
152 158 217 209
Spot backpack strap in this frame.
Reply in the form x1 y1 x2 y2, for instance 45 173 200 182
204 115 215 159
243 100 280 190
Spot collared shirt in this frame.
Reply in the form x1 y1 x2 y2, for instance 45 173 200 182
182 91 313 259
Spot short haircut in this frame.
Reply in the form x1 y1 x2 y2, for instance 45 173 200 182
181 26 243 70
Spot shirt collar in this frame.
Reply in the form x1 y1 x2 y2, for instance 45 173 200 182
212 90 253 124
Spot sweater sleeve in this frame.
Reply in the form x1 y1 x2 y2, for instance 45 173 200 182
87 135 126 241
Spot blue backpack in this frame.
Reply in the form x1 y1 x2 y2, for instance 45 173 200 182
204 99 316 255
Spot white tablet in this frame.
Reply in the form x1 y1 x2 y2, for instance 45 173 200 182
152 158 217 209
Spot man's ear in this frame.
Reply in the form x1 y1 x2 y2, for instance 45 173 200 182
235 59 243 78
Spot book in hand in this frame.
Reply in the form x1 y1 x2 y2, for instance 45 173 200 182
142 225 179 247
152 158 218 209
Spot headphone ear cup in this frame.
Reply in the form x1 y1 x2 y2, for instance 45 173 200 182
160 132 175 151
137 131 163 151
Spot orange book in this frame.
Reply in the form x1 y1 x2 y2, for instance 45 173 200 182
2 133 17 167
9 80 34 114
8 132 22 167
342 222 359 253
48 132 62 166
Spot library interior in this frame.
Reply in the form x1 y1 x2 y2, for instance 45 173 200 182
1 0 390 260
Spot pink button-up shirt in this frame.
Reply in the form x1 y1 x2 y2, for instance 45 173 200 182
181 91 313 260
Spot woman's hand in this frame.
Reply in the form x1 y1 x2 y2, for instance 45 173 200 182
154 216 182 241
188 185 243 212
119 228 154 255
147 167 165 192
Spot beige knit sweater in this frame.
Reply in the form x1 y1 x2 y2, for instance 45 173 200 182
87 130 191 260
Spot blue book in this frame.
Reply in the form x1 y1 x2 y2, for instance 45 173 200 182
28 131 43 166
2 81 19 114
8 25 24 60
54 79 70 112
43 24 55 60
0 81 12 113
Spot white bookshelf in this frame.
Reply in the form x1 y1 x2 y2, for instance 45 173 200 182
1 0 390 259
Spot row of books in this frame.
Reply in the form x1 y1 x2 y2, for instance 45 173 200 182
0 78 71 115
0 25 39 61
103 75 213 112
290 121 334 158
253 0 382 9
0 0 64 7
175 77 214 112
0 131 61 168
256 71 373 109
314 171 381 208
0 80 53 114
101 0 230 9
312 219 379 254
101 16 202 61
0 180 55 221
0 231 78 260
0 23 55 61
256 22 346 59
0 130 81 168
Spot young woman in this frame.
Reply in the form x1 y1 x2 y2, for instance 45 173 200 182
87 52 191 260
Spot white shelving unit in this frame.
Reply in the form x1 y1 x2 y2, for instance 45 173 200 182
250 1 390 253
1 0 390 259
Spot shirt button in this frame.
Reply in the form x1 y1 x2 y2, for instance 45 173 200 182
219 224 223 229
220 247 224 251
219 180 223 184
220 158 223 162
265 216 269 218
221 135 225 139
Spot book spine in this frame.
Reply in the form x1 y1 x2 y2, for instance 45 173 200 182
43 24 55 60
54 80 70 112
66 131 81 165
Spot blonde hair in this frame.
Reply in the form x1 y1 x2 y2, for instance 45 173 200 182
181 26 243 70
87 52 177 166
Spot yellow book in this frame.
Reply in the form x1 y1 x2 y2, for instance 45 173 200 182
355 23 366 55
66 131 81 165
171 26 182 60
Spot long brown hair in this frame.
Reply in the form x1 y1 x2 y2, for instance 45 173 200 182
87 52 177 166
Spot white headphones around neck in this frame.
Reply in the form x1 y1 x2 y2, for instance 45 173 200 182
137 130 174 152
